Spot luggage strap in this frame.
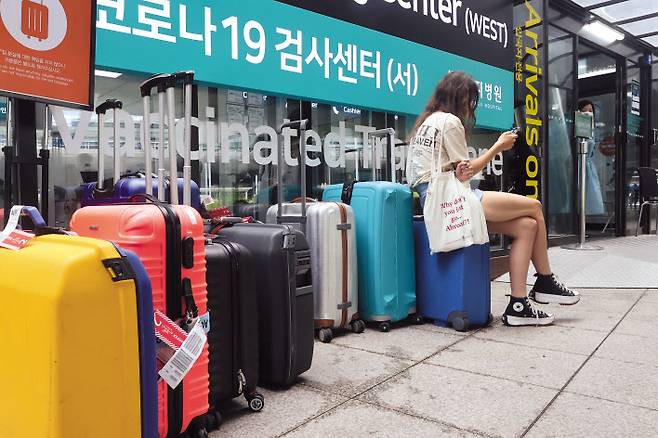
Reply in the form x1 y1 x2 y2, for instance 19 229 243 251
182 278 198 320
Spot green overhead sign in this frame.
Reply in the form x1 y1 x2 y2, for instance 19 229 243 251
95 0 513 130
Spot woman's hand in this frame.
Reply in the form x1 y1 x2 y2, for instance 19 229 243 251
494 131 518 152
455 160 473 182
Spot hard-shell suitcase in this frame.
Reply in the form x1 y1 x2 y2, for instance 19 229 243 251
322 128 419 332
71 72 211 438
217 222 314 386
215 119 314 386
205 238 264 425
413 219 492 331
0 207 157 438
21 0 48 40
267 202 363 342
265 122 362 342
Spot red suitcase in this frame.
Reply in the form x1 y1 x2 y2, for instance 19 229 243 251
22 0 49 41
70 72 211 438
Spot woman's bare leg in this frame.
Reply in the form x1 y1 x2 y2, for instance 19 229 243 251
488 218 537 298
481 192 551 276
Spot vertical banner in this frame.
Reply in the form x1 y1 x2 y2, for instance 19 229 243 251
510 0 544 199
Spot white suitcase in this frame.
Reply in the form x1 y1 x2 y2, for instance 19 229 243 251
266 120 364 343
267 201 363 342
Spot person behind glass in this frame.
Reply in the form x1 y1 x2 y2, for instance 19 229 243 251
407 71 580 327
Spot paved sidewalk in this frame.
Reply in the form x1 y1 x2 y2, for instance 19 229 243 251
211 239 658 437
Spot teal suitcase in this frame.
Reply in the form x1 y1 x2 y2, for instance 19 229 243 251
322 181 419 331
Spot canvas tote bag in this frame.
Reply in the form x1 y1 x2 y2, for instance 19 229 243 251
423 114 489 253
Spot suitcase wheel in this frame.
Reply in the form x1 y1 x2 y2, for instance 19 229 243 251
378 321 391 333
411 314 424 325
192 428 209 438
487 313 494 326
246 392 265 412
449 315 469 332
318 327 334 343
350 320 366 334
205 411 223 431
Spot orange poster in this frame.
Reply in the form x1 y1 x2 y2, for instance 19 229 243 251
0 0 95 109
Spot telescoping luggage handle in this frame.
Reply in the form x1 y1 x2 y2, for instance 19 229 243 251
368 128 396 183
140 73 169 199
341 127 397 205
276 119 309 232
95 99 123 191
139 71 195 206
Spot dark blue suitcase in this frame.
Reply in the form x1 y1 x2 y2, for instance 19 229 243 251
119 247 159 438
413 219 492 332
80 176 201 210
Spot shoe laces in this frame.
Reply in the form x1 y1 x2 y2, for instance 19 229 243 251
550 274 573 295
523 297 549 326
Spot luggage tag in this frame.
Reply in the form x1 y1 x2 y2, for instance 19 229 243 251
158 320 207 389
0 206 35 251
154 310 208 389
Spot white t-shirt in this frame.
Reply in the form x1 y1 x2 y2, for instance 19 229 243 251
406 112 470 187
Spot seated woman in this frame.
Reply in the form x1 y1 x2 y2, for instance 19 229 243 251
407 71 580 327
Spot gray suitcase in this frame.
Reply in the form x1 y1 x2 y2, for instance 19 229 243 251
266 122 364 343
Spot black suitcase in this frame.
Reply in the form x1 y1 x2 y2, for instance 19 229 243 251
217 223 314 386
205 237 264 427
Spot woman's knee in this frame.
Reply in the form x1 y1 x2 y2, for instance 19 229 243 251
527 198 543 218
518 217 538 237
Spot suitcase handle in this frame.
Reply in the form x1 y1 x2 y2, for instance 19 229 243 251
367 128 396 183
1 205 47 233
95 99 124 190
276 119 309 230
291 197 317 204
128 193 162 204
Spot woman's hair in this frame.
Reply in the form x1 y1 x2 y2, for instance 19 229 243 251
410 71 480 139
578 99 595 117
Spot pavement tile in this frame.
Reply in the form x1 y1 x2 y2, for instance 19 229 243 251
474 323 607 356
624 296 658 318
284 400 479 438
551 306 628 333
615 305 658 339
526 392 658 438
573 288 645 301
408 322 471 336
595 332 658 367
331 325 462 361
566 357 658 410
209 385 345 438
297 342 413 397
643 290 658 302
426 337 585 389
360 363 557 438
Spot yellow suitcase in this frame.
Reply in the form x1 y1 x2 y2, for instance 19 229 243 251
0 207 157 438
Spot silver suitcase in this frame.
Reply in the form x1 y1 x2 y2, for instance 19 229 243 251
267 201 363 342
266 120 365 343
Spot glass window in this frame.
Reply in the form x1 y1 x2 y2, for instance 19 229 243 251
593 0 658 23
625 61 644 235
547 26 576 236
47 72 418 227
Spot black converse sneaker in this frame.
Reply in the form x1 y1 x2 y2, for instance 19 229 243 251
529 274 581 305
502 296 554 327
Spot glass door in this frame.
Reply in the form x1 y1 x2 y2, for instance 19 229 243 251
546 26 576 237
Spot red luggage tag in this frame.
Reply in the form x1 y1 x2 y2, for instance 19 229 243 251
0 206 35 251
154 309 187 350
